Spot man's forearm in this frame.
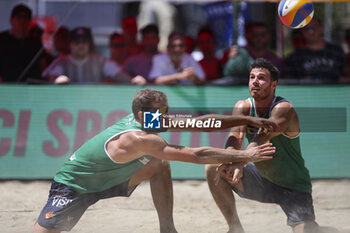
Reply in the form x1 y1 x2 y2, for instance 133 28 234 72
154 73 183 85
193 147 248 164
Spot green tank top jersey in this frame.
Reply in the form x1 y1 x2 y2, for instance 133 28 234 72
54 114 152 194
246 96 312 193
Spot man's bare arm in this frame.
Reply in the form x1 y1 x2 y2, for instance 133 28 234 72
246 101 297 149
154 73 185 85
217 102 298 185
107 131 274 165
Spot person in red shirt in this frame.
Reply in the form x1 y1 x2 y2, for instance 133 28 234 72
122 16 143 59
197 27 222 81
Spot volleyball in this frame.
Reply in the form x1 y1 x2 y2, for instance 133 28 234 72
278 0 314 29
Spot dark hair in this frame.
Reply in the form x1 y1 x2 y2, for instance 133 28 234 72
250 58 280 82
309 17 322 25
109 32 124 45
140 24 159 36
345 28 350 40
70 27 94 52
197 26 215 38
54 26 70 41
132 89 168 120
168 31 185 43
11 4 32 19
245 21 269 32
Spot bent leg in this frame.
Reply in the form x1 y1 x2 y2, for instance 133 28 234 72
129 158 177 233
32 181 93 233
205 164 244 233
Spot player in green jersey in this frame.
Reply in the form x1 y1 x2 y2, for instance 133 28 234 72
33 88 277 233
206 58 339 233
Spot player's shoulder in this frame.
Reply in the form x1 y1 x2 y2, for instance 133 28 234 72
120 130 162 143
119 130 145 140
235 98 251 107
233 98 251 115
271 100 295 117
274 99 294 109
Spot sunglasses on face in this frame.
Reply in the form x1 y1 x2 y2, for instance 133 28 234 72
169 43 185 49
112 42 126 48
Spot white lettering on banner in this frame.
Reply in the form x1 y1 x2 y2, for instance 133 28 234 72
52 196 73 208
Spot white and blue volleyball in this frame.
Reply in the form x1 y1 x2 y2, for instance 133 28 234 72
278 0 314 29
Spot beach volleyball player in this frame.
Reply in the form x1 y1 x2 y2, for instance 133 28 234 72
206 58 339 233
32 88 277 233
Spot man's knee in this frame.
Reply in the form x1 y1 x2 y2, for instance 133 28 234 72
205 164 218 181
153 159 171 174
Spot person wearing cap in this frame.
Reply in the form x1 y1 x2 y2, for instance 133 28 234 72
42 27 128 84
0 3 44 83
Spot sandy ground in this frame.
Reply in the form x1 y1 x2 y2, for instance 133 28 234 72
1 179 349 233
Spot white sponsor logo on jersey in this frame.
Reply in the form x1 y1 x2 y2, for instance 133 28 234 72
52 196 73 208
139 157 150 165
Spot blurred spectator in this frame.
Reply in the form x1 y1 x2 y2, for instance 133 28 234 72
43 27 127 84
122 16 143 58
222 45 253 84
0 4 44 83
284 18 347 83
124 24 160 85
138 1 175 51
105 32 131 84
244 22 283 72
197 27 222 81
291 29 305 50
343 28 350 83
29 23 43 41
148 31 205 85
185 36 196 54
109 33 128 66
29 23 55 73
53 26 70 56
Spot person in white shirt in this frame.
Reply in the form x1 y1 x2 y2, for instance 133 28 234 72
148 31 206 85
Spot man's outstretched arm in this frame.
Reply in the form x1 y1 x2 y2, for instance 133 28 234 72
107 131 275 165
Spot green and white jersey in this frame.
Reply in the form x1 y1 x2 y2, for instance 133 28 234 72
54 114 152 194
246 96 312 193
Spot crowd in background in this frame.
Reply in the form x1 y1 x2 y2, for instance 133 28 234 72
0 3 350 85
